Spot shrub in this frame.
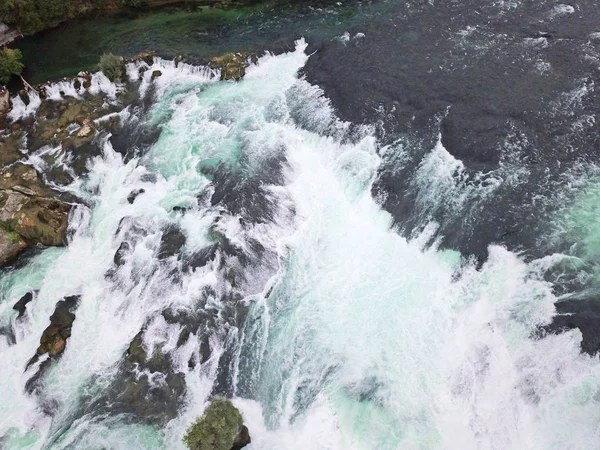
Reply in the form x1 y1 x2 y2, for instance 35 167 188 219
98 53 124 81
183 398 243 450
0 48 24 84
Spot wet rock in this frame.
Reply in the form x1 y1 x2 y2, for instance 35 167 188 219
85 328 187 425
210 53 254 81
76 122 95 138
232 425 251 450
183 398 248 450
113 241 131 266
158 227 186 259
27 295 80 371
136 52 156 66
73 79 81 90
18 89 30 106
127 188 145 204
151 70 162 79
0 229 27 266
0 163 71 265
13 291 35 319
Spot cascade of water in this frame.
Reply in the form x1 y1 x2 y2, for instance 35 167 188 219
0 40 599 450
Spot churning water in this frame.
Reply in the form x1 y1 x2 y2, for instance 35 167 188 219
1 41 600 450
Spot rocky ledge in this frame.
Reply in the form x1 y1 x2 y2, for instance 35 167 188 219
0 163 71 266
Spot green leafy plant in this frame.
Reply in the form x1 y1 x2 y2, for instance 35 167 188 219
183 398 243 450
98 53 124 82
0 48 24 84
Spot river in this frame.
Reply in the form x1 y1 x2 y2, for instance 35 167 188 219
2 0 600 449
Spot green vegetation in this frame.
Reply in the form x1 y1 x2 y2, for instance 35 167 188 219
183 398 243 450
98 53 124 81
0 0 147 35
0 47 24 84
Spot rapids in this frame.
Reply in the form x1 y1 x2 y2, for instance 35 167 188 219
1 41 600 450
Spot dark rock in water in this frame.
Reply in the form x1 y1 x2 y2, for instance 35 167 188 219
113 241 131 267
231 425 251 450
13 291 35 319
25 295 80 392
84 328 187 425
73 79 81 90
18 90 30 106
210 53 254 81
183 398 247 450
151 70 162 79
127 188 145 204
34 295 79 359
158 227 186 259
543 297 600 355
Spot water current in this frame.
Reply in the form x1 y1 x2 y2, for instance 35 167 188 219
1 40 600 450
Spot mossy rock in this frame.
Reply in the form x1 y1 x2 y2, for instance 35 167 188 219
183 398 250 450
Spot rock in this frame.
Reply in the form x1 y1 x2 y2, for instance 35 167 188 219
183 398 248 450
127 188 145 204
158 227 186 259
76 123 95 138
73 79 81 90
137 52 156 66
0 163 71 265
13 291 35 319
18 90 30 106
231 425 251 450
152 70 162 79
210 53 253 81
0 228 27 266
113 241 131 266
27 295 79 369
175 55 184 68
0 89 9 116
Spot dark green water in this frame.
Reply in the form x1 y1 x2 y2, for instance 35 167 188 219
15 0 375 84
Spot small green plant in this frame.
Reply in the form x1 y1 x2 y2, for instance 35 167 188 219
98 53 124 82
0 48 24 84
183 398 243 450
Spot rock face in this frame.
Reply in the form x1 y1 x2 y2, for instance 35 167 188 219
183 398 250 450
13 291 35 318
0 163 71 265
210 53 256 81
26 295 79 369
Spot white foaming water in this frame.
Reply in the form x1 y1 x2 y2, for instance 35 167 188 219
1 41 599 450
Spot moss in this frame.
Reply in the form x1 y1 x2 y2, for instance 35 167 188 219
183 398 243 450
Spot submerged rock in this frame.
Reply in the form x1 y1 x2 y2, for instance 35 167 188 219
26 295 80 378
183 398 250 450
13 291 35 319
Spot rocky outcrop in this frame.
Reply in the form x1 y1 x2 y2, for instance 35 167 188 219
210 53 257 81
0 163 71 266
25 295 80 393
183 398 250 450
13 291 35 318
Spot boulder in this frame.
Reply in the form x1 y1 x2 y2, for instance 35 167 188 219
0 163 71 265
13 291 34 319
27 295 79 370
152 70 162 79
0 228 27 266
210 53 255 81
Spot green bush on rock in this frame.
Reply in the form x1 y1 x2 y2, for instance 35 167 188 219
98 53 125 82
183 398 250 450
0 48 24 84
